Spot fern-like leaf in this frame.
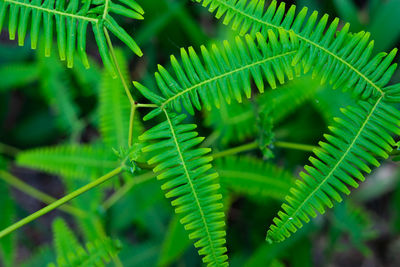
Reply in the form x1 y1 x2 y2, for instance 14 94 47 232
134 30 298 120
194 0 398 100
50 218 121 267
16 145 118 179
0 0 143 74
139 111 228 266
266 98 400 242
215 156 294 200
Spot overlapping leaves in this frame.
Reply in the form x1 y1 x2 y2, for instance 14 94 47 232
0 0 144 75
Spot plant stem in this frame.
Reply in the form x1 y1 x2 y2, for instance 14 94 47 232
136 103 158 108
0 143 20 157
274 141 317 152
0 167 123 239
211 140 318 159
0 171 86 218
103 171 156 210
103 27 137 147
212 142 258 159
128 105 136 147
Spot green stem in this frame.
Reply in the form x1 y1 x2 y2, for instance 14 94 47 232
0 171 86 218
103 171 156 210
0 143 20 157
103 27 137 148
211 140 318 159
274 141 317 152
0 167 123 239
136 103 158 108
212 142 258 159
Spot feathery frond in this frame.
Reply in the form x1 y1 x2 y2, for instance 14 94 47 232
266 99 400 242
50 218 121 267
16 145 118 179
194 0 398 100
215 156 294 200
134 30 298 120
139 111 228 266
0 0 144 74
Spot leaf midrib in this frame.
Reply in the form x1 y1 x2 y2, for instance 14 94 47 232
269 97 383 240
160 50 297 108
163 109 221 265
211 0 384 96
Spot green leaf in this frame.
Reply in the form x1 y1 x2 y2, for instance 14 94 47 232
134 31 298 120
194 0 398 100
0 0 143 75
139 111 228 266
16 144 118 180
266 99 400 242
50 218 121 267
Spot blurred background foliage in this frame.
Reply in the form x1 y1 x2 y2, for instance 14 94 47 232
0 0 400 266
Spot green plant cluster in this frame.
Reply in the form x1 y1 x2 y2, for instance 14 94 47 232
0 0 400 266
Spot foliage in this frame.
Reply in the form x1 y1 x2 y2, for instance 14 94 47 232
1 0 400 266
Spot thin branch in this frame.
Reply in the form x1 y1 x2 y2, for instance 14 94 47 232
274 141 317 152
211 142 258 159
0 170 87 218
103 27 138 147
0 167 123 239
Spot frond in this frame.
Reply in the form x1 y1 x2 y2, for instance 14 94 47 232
52 218 80 261
99 49 143 148
139 111 228 266
50 218 121 267
194 0 398 100
16 144 118 179
266 99 400 243
134 30 298 120
0 0 143 75
215 156 294 200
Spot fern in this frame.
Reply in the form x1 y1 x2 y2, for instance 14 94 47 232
50 218 121 267
139 111 228 266
194 0 399 100
215 156 294 200
134 30 298 120
16 145 118 179
0 0 143 74
266 99 400 242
